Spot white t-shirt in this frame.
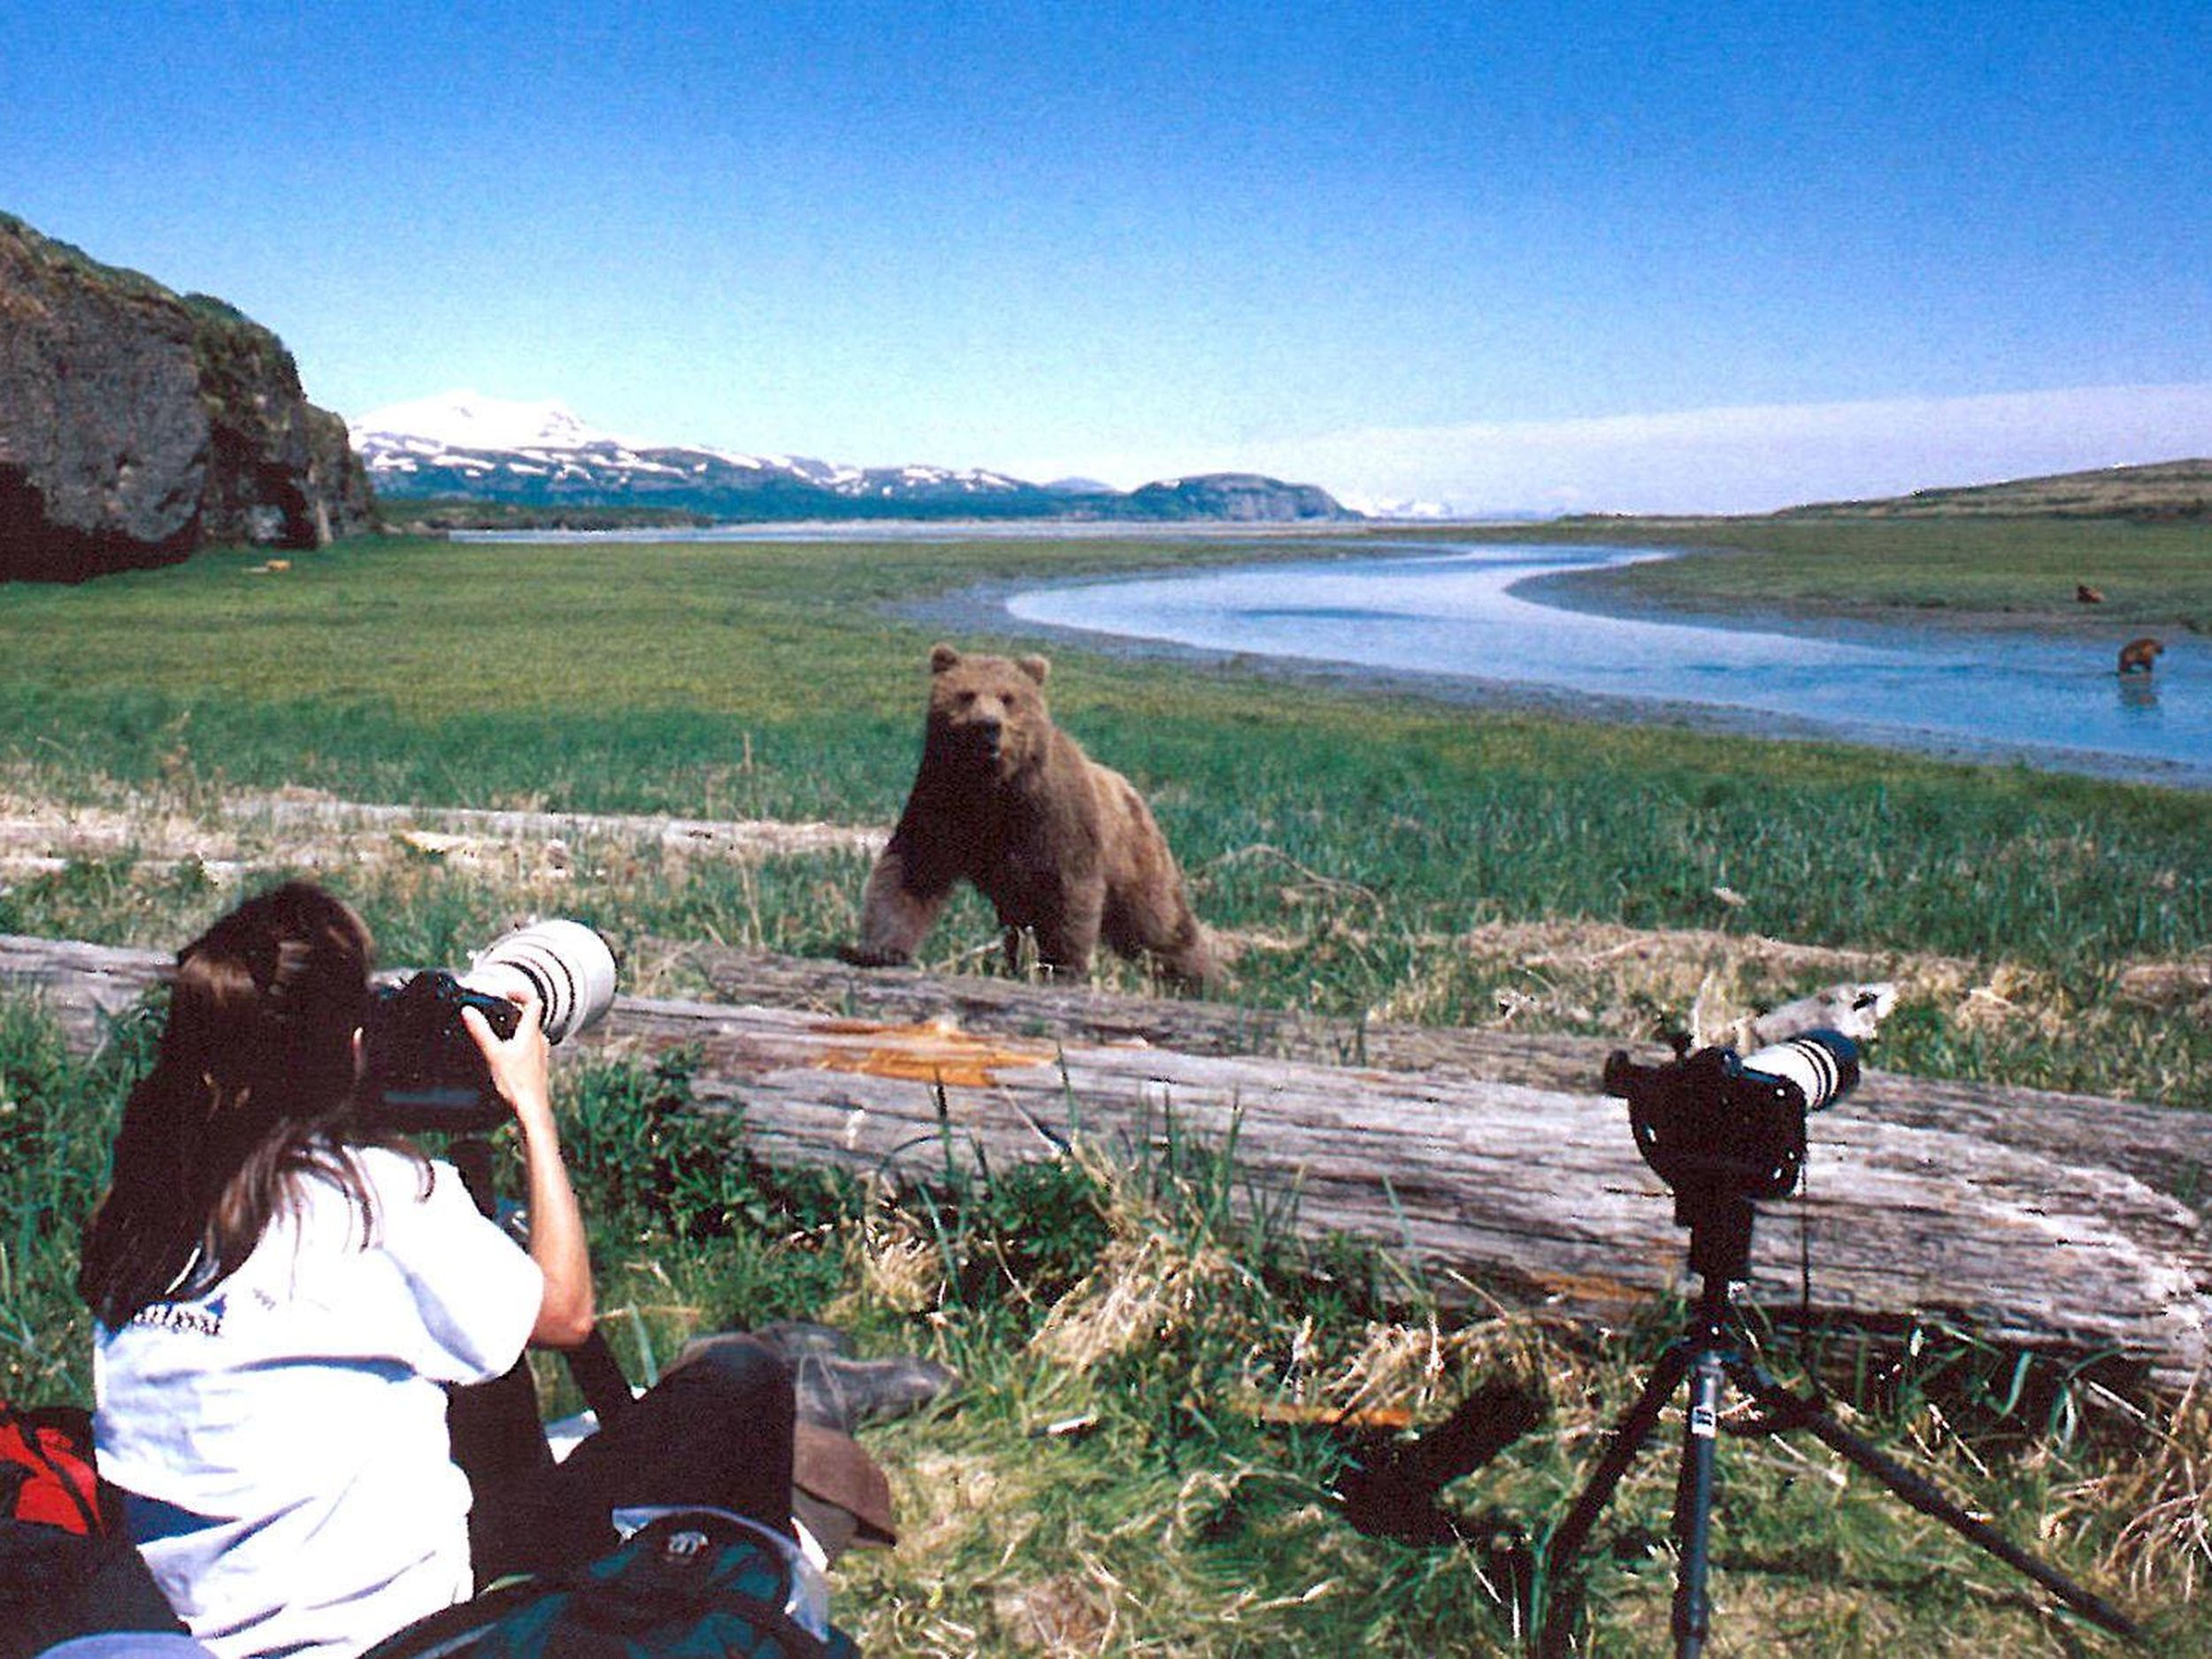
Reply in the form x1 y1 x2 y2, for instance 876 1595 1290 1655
94 1147 543 1659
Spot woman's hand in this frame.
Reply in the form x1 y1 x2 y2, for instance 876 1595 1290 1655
461 993 554 1130
461 991 595 1347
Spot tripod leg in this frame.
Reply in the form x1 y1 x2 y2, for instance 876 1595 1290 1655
1536 1340 1696 1657
1722 1356 2139 1643
1671 1348 1724 1659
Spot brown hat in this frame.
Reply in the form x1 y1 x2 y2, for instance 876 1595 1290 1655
792 1420 897 1554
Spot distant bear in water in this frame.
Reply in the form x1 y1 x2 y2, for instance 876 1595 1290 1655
2118 636 2164 674
2076 583 2105 604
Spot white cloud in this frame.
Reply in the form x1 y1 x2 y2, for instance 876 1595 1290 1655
1215 384 2212 516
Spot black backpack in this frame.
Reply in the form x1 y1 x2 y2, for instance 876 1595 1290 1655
363 1509 858 1659
0 1399 195 1659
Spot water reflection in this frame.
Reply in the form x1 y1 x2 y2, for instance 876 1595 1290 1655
2116 676 2162 718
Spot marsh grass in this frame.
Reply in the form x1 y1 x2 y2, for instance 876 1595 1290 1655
4 726 2207 1104
4 531 2208 1020
0 1000 156 1403
2 526 2208 1651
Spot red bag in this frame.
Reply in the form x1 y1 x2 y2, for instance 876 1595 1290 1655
1 1400 102 1536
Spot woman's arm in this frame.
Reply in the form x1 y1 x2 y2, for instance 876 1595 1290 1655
462 997 596 1348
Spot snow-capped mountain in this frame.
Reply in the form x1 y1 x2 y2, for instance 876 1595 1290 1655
350 391 619 453
353 391 1064 517
1335 494 1458 521
346 391 1356 524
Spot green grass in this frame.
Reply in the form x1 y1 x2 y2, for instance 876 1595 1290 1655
0 1000 157 1403
2 522 2209 1652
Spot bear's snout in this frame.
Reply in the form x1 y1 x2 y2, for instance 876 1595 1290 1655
957 714 1006 764
933 708 1013 772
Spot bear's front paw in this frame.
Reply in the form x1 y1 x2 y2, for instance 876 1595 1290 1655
836 943 911 969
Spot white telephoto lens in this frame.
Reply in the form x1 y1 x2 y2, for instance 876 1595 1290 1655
1738 1030 1860 1114
465 919 618 1042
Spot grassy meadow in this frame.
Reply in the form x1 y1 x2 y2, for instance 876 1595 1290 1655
2 522 2209 1655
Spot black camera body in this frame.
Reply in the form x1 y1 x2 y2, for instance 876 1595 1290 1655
361 970 526 1133
357 919 619 1135
1603 1030 1860 1283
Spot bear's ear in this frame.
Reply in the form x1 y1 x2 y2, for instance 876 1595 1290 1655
929 643 962 675
1017 654 1050 686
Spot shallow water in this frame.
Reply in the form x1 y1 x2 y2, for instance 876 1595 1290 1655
1004 544 2210 785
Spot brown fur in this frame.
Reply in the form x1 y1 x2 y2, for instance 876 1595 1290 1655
2118 636 2164 673
849 643 1216 989
2075 583 2104 604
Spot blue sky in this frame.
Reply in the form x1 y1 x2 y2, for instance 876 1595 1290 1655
7 2 2211 511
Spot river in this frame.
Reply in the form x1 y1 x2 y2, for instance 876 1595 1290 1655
1001 542 2209 787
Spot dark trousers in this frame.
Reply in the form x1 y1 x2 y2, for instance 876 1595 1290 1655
458 1334 796 1584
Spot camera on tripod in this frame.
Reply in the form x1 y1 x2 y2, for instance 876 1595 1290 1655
1602 1030 1859 1283
360 919 618 1133
1607 1031 1859 1203
1540 1025 2139 1655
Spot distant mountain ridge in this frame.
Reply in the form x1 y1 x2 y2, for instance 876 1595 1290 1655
349 392 1356 525
1776 457 2212 520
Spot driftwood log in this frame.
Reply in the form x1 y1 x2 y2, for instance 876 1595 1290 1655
6 933 2208 1389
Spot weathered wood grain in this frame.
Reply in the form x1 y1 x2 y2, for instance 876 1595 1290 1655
7 933 2207 1386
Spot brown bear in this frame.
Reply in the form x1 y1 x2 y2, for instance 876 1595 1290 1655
849 643 1216 989
2118 636 2164 674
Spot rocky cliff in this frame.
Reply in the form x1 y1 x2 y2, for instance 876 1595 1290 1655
1098 472 1352 523
0 214 372 581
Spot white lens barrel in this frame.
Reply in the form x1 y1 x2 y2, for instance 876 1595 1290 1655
1739 1030 1860 1114
464 919 618 1042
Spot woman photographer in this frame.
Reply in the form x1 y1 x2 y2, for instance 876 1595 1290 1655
78 882 795 1659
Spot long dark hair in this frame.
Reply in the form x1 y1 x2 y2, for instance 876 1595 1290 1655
79 881 407 1327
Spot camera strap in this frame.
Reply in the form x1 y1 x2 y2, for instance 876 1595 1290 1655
1792 1156 1829 1410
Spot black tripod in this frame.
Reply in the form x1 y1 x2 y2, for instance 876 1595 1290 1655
1533 1187 2140 1656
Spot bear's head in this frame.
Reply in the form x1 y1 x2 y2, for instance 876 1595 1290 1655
924 642 1052 780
